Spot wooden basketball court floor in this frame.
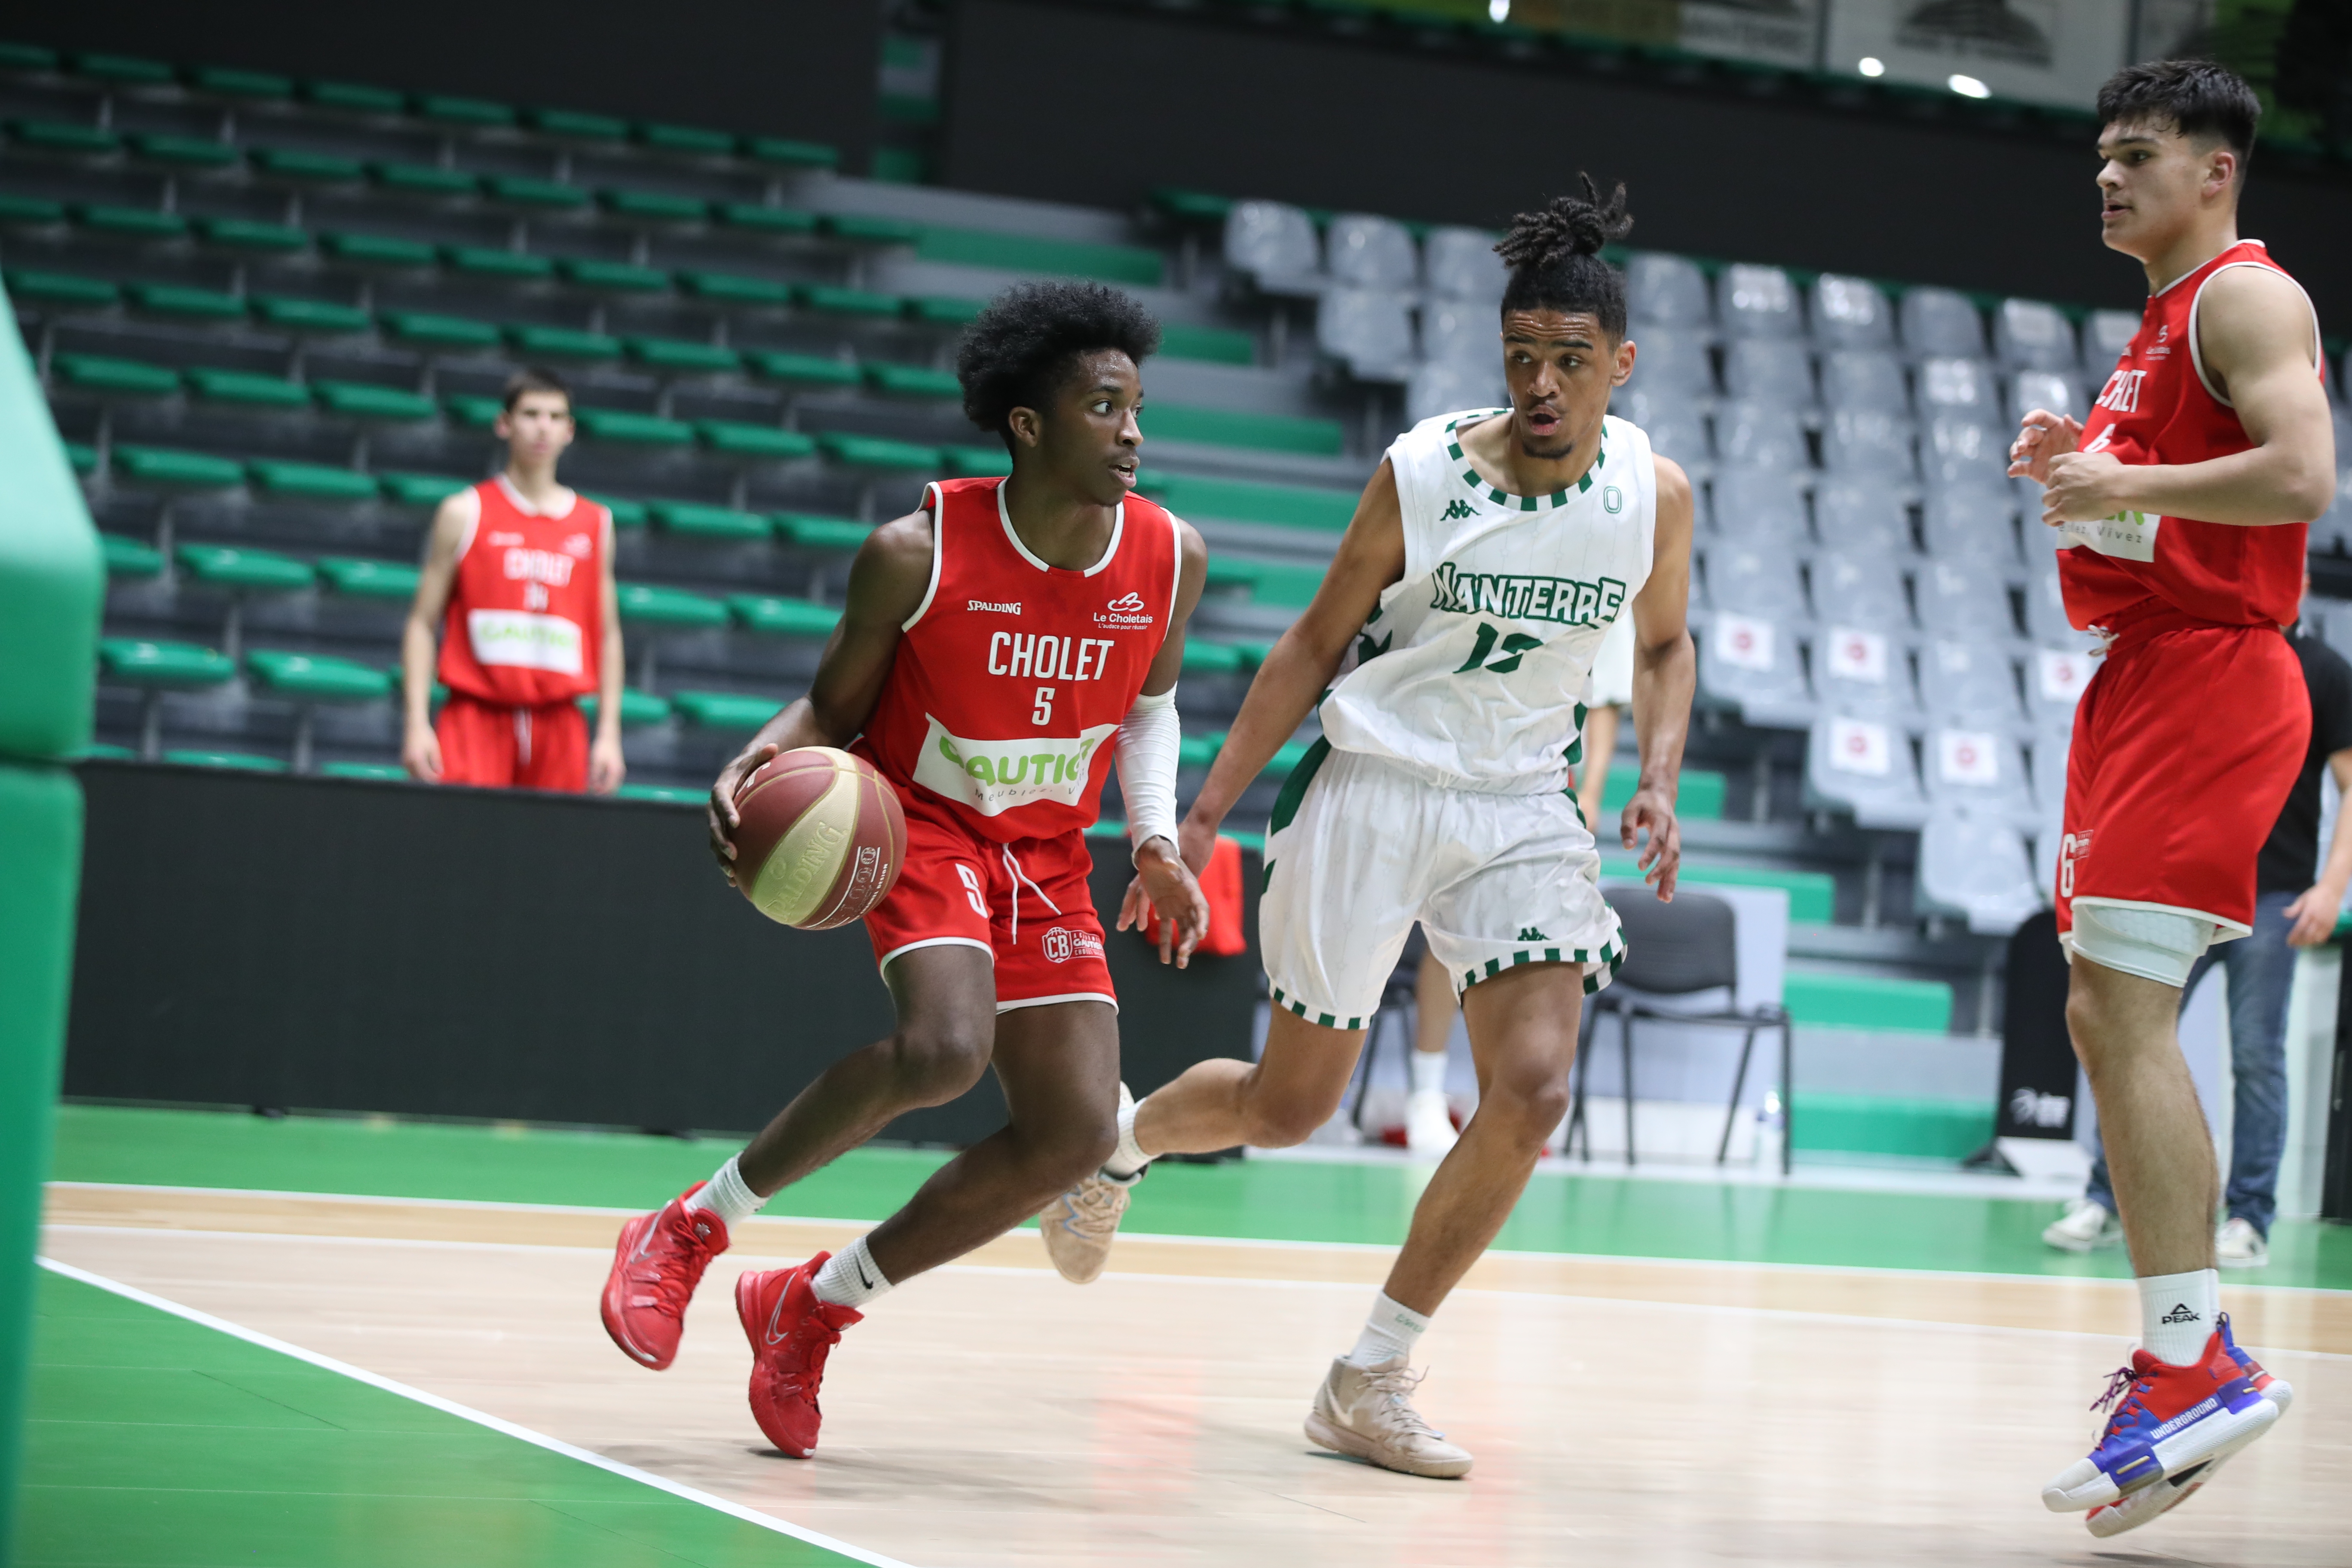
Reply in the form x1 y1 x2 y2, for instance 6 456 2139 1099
32 1178 2352 1568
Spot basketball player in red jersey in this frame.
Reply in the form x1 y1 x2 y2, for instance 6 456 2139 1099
2008 61 2334 1534
597 282 1211 1459
401 369 627 793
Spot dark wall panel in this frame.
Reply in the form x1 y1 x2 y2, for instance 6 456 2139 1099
941 0 2347 323
14 0 882 169
63 765 1258 1145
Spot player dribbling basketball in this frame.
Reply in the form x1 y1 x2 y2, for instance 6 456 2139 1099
597 281 1211 1458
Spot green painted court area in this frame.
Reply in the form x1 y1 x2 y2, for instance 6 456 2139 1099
18 1268 862 1568
48 1104 2352 1290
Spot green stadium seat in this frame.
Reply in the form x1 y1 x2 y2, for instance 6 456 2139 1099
246 460 379 501
573 407 692 445
697 421 817 460
371 162 480 198
187 66 292 100
818 214 921 245
1152 188 1235 223
561 258 670 293
914 227 1164 288
1177 732 1222 770
636 122 733 156
1596 763 1727 823
904 297 983 327
529 108 628 141
129 132 238 168
942 446 1011 478
612 782 701 803
508 324 621 362
197 217 307 254
0 195 66 227
9 119 118 156
681 271 793 306
1781 970 1953 1032
383 311 500 349
163 749 286 772
304 81 407 113
863 363 960 398
670 689 783 731
111 446 243 489
378 471 472 507
176 543 313 594
1139 470 1357 532
716 203 818 236
251 295 372 334
252 148 365 184
649 501 768 542
80 206 188 241
73 744 138 762
730 595 841 637
484 174 585 210
744 351 860 389
6 270 111 309
184 367 309 409
313 380 438 421
626 338 739 374
416 94 514 127
126 282 242 320
777 514 871 551
315 556 421 599
99 534 164 577
1180 640 1248 676
66 443 99 476
1263 740 1311 778
588 494 646 528
577 688 671 726
616 583 728 627
819 432 938 471
443 245 552 281
54 354 178 398
1158 323 1256 366
797 283 900 317
443 394 502 427
99 637 238 759
1148 404 1342 456
325 233 438 268
319 760 407 780
743 138 838 171
71 53 174 85
0 43 59 70
245 648 396 771
602 190 709 224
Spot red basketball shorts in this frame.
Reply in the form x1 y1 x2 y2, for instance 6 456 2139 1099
861 784 1116 1013
2057 613 2306 940
436 693 588 791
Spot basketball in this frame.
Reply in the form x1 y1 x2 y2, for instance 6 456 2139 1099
729 747 906 930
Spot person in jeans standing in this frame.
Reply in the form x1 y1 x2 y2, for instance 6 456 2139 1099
2047 583 2352 1267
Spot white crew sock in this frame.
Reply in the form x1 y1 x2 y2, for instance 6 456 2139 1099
1101 1092 1152 1180
682 1155 764 1228
2137 1268 2221 1366
1346 1291 1431 1369
811 1234 892 1310
1409 1049 1449 1097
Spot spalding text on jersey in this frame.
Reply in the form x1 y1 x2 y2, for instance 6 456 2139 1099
1428 563 1627 627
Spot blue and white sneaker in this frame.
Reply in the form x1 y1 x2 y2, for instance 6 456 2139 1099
2082 1326 2294 1537
2045 1313 2285 1515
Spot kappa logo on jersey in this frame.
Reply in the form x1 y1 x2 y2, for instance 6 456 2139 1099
1439 498 1476 521
1040 925 1105 964
1428 562 1627 628
2097 369 2147 414
1095 591 1154 629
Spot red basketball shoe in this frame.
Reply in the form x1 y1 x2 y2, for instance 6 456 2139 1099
2044 1314 2283 1514
2082 1319 2294 1537
736 1254 862 1458
600 1185 731 1371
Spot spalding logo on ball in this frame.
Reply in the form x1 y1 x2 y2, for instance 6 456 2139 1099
731 747 906 929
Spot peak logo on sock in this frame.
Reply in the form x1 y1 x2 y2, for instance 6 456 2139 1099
2161 1302 2202 1325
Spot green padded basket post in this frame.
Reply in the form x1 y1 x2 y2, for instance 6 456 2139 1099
244 649 393 772
0 277 102 1562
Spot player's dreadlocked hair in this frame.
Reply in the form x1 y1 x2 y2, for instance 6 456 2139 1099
1495 176 1635 338
958 280 1161 450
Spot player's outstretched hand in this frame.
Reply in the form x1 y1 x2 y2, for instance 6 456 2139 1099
707 742 779 884
2006 409 2082 486
1120 837 1211 968
2285 880 2348 947
1621 785 1680 901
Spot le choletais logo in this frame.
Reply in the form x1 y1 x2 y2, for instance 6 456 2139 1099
1096 591 1154 629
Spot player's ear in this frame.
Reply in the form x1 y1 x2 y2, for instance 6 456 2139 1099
1612 335 1637 389
1005 406 1044 451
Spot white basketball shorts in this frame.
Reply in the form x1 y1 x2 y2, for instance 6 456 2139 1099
1258 741 1625 1029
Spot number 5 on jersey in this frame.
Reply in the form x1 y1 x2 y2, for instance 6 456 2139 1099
1031 686 1055 726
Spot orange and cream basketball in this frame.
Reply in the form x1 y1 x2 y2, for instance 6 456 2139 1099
730 747 906 929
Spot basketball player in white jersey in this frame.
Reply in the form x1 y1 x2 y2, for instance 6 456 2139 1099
1042 180 1697 1477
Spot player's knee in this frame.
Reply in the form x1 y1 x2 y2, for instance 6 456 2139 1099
889 1020 993 1104
1027 1118 1118 1189
1486 1072 1571 1146
1242 1088 1335 1149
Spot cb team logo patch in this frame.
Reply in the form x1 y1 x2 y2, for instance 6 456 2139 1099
1041 926 1105 964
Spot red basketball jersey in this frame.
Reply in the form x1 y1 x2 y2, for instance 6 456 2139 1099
857 476 1181 844
437 478 609 707
2059 240 2321 630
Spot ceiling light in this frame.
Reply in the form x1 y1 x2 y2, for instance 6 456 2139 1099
1488 0 1508 20
1858 57 1885 77
1949 74 1991 98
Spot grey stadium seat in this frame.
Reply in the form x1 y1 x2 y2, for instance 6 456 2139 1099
1900 286 1985 358
1813 621 1916 720
2026 643 2096 735
1721 263 1802 338
1223 201 1320 289
1806 709 1929 828
2009 368 2082 424
1722 337 1816 404
1407 360 1505 427
1921 481 2019 562
2029 722 2073 816
1626 252 1712 327
1918 810 2044 935
1822 408 1914 478
1326 214 1418 291
1919 637 2024 725
1994 300 2078 371
1621 327 1715 397
1706 541 1811 623
1820 350 1909 416
1810 548 1911 633
1713 466 1810 546
2022 560 2097 650
1316 288 1415 381
1715 400 1808 471
1699 608 1815 729
2081 309 2139 373
1923 416 2008 491
1916 357 2003 429
1914 558 2017 642
1612 388 1710 470
1422 298 1498 367
1924 725 2036 829
1813 480 1912 556
1425 227 1505 301
1811 274 1894 350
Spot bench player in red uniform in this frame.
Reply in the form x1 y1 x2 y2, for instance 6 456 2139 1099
401 368 627 793
597 282 1210 1458
2009 61 2335 1535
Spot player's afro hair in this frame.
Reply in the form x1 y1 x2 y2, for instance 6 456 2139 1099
957 280 1161 449
1495 175 1635 338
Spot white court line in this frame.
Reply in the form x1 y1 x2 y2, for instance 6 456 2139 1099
49 1179 2352 1299
35 1256 918 1568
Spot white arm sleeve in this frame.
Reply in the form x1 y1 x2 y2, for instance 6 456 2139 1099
1115 686 1182 861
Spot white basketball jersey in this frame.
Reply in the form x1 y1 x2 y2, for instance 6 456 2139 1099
1318 409 1657 793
